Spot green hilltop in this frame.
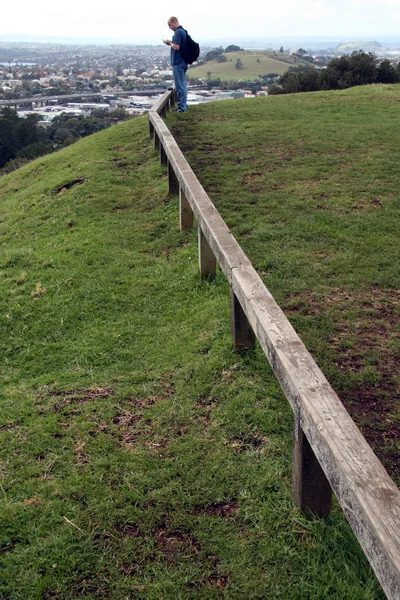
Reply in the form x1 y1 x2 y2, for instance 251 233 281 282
336 40 382 51
1 85 398 598
188 50 304 80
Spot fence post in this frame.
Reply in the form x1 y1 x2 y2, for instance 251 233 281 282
170 91 176 109
230 289 255 351
154 132 160 151
180 188 194 230
168 162 179 195
149 120 154 139
292 418 332 518
198 225 216 279
160 144 167 167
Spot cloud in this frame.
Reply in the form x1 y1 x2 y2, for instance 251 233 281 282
1 0 400 39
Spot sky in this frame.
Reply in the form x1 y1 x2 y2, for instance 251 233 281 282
1 0 400 43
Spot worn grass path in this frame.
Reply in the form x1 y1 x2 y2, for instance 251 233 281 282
169 84 400 483
0 110 387 598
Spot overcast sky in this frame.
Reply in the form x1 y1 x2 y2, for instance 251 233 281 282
1 0 400 43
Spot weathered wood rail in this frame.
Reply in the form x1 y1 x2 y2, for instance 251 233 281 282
148 89 400 599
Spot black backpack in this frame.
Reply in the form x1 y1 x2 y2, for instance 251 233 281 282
181 29 200 65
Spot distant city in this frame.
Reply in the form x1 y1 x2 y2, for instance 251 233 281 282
1 38 400 124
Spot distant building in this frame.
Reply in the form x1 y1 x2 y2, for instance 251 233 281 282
67 103 110 112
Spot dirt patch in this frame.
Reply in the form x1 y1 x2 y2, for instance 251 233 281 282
0 423 16 431
74 439 89 467
155 527 200 562
74 575 111 598
230 433 270 454
42 591 60 599
114 523 141 537
110 393 173 450
194 500 238 519
111 407 144 447
242 172 265 194
193 411 212 429
195 395 217 408
342 383 399 477
0 540 18 554
53 178 85 195
110 205 129 212
113 518 230 590
22 497 43 508
284 287 400 479
112 411 140 427
352 196 384 210
48 387 114 412
111 159 129 169
112 418 140 447
206 574 229 589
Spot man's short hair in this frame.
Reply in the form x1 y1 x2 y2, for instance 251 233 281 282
168 16 179 24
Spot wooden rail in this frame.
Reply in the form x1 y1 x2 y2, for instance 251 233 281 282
148 89 400 600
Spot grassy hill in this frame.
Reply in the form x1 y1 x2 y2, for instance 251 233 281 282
189 50 302 80
0 96 392 599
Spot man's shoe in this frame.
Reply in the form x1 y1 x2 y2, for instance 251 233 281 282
175 108 185 112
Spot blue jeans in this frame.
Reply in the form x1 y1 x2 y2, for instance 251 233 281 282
172 63 187 111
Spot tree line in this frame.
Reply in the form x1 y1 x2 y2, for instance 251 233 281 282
269 51 400 95
0 107 129 173
201 45 243 63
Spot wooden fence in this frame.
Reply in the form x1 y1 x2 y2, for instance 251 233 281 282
148 89 400 599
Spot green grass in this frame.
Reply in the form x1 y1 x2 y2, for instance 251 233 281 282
0 106 389 599
189 51 301 81
168 83 400 482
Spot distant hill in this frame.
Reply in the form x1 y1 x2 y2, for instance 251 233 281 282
336 40 382 52
189 50 306 81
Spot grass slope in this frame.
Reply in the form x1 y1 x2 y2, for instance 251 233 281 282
169 83 400 483
0 114 386 599
189 51 300 80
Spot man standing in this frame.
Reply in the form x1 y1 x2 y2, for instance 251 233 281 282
163 17 188 112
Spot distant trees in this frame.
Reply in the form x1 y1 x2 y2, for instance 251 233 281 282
46 110 129 143
267 84 283 95
0 108 42 168
216 55 228 63
206 77 222 89
204 45 244 62
270 51 400 95
0 107 131 173
17 142 54 160
326 52 377 87
225 45 243 52
235 58 244 70
204 47 224 62
293 48 314 63
376 59 398 83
